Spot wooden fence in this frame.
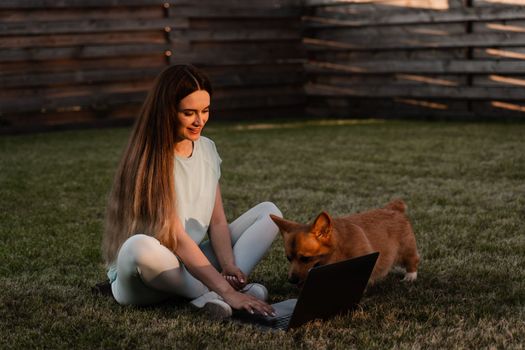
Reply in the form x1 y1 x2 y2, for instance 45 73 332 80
2 0 525 133
303 0 525 119
0 0 304 133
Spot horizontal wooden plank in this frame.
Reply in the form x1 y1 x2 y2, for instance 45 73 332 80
304 0 457 8
188 40 304 52
0 7 163 22
310 94 471 112
473 0 525 7
0 90 147 114
305 60 525 74
213 94 305 110
304 6 525 28
305 0 392 6
1 81 154 105
170 0 302 7
472 20 525 34
306 106 524 120
0 0 171 9
204 62 304 75
306 100 469 114
0 18 188 35
187 17 301 31
304 32 525 51
305 82 525 100
306 0 463 16
169 50 305 66
473 100 525 116
472 74 525 87
0 55 166 75
7 105 139 125
167 6 302 18
309 24 464 39
0 43 170 62
311 48 467 61
306 23 466 37
212 106 306 121
169 28 301 43
473 47 525 60
309 95 469 110
0 67 163 88
312 73 466 86
0 106 140 134
209 71 305 88
213 85 303 99
0 66 304 88
0 32 165 49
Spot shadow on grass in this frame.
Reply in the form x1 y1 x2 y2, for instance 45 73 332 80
84 262 522 323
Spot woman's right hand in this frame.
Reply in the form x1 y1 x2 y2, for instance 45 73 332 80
221 263 247 290
221 290 276 317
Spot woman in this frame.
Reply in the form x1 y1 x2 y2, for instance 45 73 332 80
102 64 281 318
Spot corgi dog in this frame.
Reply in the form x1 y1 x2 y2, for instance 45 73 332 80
270 199 420 286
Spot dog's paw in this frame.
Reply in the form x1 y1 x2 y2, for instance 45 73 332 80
402 272 417 282
391 266 406 276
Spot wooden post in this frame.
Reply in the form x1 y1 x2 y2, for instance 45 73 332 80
163 1 172 65
465 0 474 114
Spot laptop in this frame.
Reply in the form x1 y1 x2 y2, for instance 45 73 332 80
232 252 379 331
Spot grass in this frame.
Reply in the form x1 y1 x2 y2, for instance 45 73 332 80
1 119 524 349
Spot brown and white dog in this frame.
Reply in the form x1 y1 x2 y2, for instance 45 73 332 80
270 199 420 286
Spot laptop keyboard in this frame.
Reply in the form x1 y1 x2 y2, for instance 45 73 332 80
272 314 291 330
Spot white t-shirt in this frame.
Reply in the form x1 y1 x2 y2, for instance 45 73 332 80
107 136 221 282
174 136 222 244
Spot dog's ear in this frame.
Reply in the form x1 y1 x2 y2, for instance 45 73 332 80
312 211 333 241
269 214 297 235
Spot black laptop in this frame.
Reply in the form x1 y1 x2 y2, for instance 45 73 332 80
233 252 379 331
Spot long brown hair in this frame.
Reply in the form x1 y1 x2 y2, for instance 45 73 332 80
102 64 213 264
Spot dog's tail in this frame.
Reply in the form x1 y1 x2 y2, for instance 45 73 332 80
385 199 407 213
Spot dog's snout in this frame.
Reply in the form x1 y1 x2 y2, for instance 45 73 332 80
288 274 300 285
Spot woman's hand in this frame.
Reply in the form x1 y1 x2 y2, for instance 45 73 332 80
221 264 247 290
222 290 276 317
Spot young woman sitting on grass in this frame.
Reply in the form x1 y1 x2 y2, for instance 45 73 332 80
102 64 281 318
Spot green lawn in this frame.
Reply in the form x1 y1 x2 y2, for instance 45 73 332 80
1 120 524 349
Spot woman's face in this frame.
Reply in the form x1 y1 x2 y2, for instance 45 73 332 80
175 89 210 142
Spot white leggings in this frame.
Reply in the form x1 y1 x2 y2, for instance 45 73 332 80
111 202 282 305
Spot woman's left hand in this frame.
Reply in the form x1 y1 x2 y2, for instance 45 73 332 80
221 264 247 290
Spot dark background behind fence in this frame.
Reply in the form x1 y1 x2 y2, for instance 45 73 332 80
1 0 524 133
